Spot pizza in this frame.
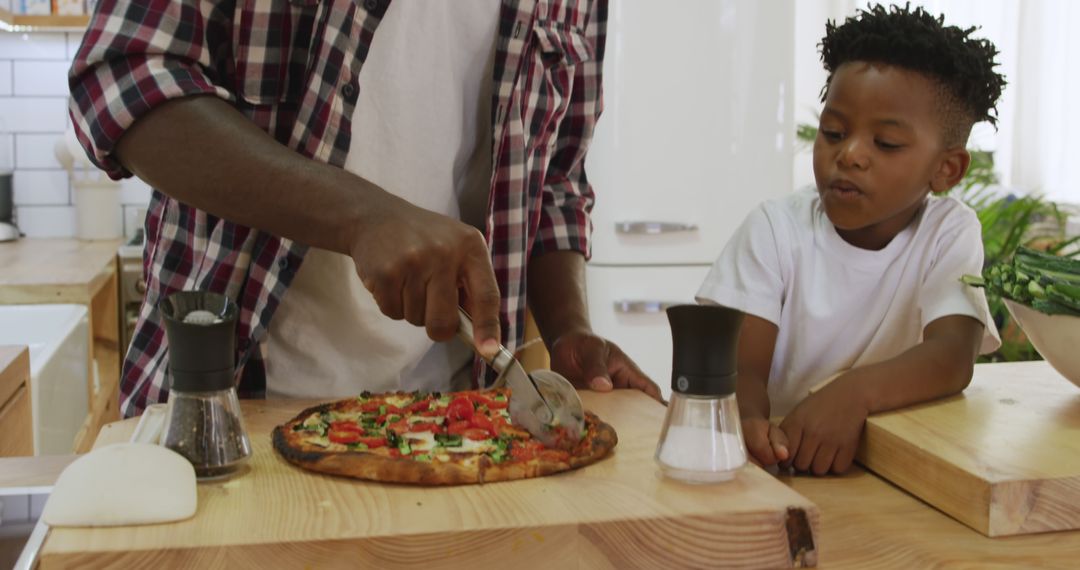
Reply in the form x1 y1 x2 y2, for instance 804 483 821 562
272 388 618 485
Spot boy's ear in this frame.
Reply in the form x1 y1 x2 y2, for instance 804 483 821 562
929 147 971 194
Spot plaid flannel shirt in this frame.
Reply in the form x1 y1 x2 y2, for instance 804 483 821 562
69 0 604 417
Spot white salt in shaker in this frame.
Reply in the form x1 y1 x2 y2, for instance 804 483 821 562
655 304 747 483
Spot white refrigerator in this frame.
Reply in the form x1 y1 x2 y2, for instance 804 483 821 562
586 0 796 398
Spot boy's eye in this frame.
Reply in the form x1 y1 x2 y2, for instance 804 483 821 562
820 129 843 141
875 140 904 150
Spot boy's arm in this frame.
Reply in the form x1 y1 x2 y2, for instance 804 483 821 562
736 314 790 466
780 314 983 475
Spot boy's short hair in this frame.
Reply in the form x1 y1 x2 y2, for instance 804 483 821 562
819 3 1006 147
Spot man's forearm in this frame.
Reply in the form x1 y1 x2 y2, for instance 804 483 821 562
526 250 591 346
114 95 398 253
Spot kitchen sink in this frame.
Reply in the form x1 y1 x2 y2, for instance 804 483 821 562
0 304 90 455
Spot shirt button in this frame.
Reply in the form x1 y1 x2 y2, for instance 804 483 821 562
278 257 290 271
363 0 379 11
341 82 357 101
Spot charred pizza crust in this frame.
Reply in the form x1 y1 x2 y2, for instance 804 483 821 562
272 392 617 485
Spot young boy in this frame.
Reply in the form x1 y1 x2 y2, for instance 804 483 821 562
696 4 1005 476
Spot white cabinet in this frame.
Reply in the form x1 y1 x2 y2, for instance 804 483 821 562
585 265 711 400
586 0 795 395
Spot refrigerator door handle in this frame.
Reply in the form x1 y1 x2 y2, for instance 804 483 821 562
615 221 699 235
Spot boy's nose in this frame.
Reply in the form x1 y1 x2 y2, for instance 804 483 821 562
836 139 869 170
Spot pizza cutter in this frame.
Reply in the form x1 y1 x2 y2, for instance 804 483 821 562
457 308 585 449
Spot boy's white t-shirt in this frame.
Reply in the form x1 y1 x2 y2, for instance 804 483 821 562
265 1 500 398
696 188 1001 417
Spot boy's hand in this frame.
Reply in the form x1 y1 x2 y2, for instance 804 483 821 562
742 415 790 467
778 380 869 475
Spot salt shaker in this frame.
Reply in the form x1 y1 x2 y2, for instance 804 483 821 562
159 291 252 480
655 304 748 483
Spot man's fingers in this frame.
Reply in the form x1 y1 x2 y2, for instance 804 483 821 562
607 345 661 400
423 272 458 341
459 235 500 359
401 273 427 327
581 340 612 391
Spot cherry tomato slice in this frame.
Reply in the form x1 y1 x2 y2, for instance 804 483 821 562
328 429 361 444
447 420 472 435
469 414 497 437
330 420 362 433
462 428 492 441
446 396 474 422
485 398 508 410
408 422 443 434
405 399 433 413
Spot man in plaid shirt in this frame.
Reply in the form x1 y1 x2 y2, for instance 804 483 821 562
69 0 660 416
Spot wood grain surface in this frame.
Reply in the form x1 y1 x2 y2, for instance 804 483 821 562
785 465 1080 569
857 361 1080 536
0 239 120 305
0 346 32 457
42 391 821 569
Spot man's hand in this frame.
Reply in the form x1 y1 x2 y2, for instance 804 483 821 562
742 415 790 467
548 330 663 401
113 96 504 358
348 198 501 359
778 377 869 475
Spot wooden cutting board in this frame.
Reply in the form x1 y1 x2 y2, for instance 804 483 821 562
40 390 821 569
857 361 1080 537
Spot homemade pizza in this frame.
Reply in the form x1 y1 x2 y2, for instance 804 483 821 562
272 388 617 485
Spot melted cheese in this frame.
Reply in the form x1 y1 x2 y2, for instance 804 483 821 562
444 437 497 454
384 395 413 408
408 415 444 425
404 431 437 452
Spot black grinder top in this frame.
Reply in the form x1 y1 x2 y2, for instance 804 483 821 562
666 304 744 397
160 291 239 392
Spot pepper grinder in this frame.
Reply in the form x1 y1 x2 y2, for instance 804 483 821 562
655 304 748 483
159 291 252 480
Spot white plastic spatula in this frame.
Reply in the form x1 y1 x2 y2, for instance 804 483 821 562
14 406 193 570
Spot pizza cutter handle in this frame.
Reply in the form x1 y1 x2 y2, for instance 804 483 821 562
457 308 515 375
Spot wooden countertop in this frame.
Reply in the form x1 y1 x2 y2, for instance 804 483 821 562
42 391 821 569
0 238 122 304
785 466 1080 568
21 363 1080 568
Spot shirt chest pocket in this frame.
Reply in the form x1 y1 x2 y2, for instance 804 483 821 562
521 21 594 149
232 0 318 106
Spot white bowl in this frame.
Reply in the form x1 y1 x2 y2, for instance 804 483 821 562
1004 298 1080 388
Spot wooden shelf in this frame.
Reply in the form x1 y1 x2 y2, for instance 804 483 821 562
0 7 89 32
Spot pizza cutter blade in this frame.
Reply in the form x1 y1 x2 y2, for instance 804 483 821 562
457 309 585 449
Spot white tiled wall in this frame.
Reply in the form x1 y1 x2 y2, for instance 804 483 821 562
0 31 152 239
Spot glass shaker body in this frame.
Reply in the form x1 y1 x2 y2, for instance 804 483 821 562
655 392 747 483
161 387 252 480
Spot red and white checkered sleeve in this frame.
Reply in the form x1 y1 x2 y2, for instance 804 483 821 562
67 0 235 180
532 0 606 260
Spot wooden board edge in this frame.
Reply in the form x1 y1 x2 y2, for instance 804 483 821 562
578 506 821 568
858 421 992 535
989 476 1080 536
41 525 583 569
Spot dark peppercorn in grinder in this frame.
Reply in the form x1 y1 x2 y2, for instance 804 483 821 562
160 291 252 480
